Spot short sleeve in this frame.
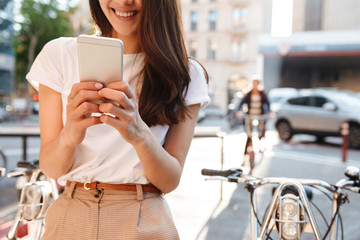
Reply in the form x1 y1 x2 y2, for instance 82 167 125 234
184 59 210 109
26 39 65 93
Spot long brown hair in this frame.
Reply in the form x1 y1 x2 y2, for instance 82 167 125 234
89 0 197 127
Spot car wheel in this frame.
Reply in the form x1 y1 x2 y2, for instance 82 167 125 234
348 124 360 149
276 120 292 142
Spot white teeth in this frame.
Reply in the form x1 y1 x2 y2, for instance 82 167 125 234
115 10 135 17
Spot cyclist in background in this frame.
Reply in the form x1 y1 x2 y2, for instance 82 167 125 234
236 75 270 156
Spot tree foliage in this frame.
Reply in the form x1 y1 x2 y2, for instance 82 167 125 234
14 0 75 85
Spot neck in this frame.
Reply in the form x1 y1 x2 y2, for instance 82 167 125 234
111 30 141 54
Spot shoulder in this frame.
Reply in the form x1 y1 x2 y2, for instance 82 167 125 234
44 37 76 47
183 58 210 107
188 58 208 83
41 37 77 56
260 91 268 97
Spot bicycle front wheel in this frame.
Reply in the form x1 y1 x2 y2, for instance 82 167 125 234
0 148 7 178
249 151 255 172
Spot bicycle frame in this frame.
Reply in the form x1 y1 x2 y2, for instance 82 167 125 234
0 148 6 178
242 114 267 171
243 114 267 140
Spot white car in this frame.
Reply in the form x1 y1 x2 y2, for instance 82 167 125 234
268 87 298 113
275 88 360 148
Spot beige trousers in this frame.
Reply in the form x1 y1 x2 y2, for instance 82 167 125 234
42 182 179 240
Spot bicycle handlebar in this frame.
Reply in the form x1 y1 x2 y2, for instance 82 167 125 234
201 168 242 177
17 160 39 169
7 160 40 178
201 167 360 194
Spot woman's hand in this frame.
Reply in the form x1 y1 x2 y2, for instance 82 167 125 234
98 81 147 144
63 82 105 146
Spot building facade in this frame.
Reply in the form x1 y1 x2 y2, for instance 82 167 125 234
260 0 360 92
71 0 93 36
181 0 265 111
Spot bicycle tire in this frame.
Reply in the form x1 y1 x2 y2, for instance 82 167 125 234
249 151 255 171
0 148 7 178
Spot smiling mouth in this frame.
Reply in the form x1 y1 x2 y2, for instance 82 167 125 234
112 8 138 17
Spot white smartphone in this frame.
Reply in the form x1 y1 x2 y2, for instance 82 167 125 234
77 34 124 85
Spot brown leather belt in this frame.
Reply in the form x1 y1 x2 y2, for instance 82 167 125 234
66 181 160 193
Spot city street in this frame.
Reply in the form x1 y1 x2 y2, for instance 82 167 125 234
1 116 360 239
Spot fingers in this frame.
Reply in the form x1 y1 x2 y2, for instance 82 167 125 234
68 101 101 121
98 102 132 121
67 82 105 114
70 90 105 110
68 82 103 100
98 88 134 110
106 81 136 99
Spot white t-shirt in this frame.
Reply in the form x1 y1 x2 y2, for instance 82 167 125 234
26 37 210 185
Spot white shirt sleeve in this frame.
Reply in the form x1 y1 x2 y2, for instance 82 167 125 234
185 58 210 109
26 38 65 93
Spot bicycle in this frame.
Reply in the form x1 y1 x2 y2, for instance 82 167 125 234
242 114 267 173
201 166 360 240
7 160 59 240
0 147 7 180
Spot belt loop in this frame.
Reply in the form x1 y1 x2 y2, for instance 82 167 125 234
136 184 144 201
66 181 77 199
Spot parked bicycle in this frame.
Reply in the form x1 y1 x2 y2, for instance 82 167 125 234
201 166 360 240
7 160 59 240
242 113 267 172
0 147 6 180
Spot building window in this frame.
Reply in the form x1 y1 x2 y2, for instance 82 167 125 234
229 39 247 61
189 40 198 58
208 10 217 31
208 39 217 61
190 11 198 31
232 7 248 30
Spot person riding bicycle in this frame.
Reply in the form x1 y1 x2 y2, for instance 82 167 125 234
236 75 270 139
236 76 270 160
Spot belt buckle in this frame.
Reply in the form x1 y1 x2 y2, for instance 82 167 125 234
84 181 91 190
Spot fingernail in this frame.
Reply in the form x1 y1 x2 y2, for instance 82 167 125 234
95 83 103 89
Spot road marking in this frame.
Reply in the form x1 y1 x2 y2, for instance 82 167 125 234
265 149 359 167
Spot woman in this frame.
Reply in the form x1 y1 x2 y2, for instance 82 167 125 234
26 0 209 239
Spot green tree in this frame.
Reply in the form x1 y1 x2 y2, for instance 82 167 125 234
14 0 75 86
